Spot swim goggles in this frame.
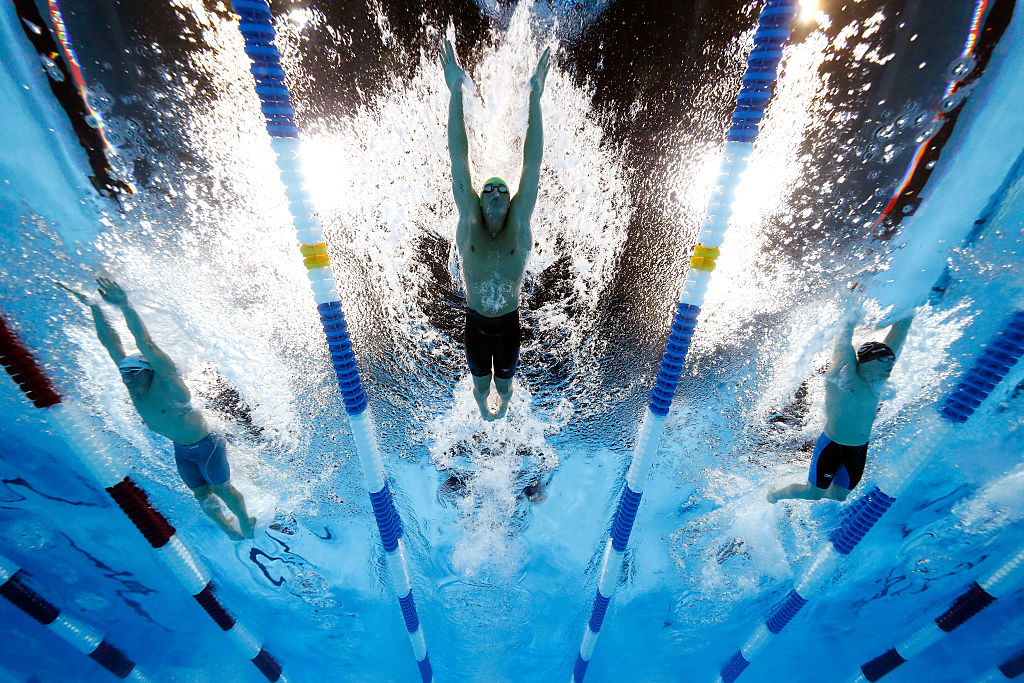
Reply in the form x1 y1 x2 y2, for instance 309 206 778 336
482 183 509 194
120 366 147 375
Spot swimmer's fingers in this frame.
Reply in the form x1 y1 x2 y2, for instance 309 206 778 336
96 276 128 305
530 48 552 95
441 39 456 65
538 46 551 73
57 281 92 305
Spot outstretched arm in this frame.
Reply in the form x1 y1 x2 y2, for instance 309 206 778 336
883 315 914 355
96 276 176 374
60 282 125 364
439 40 476 244
830 316 857 372
510 47 551 251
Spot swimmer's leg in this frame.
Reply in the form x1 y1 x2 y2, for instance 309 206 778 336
193 485 243 540
824 484 851 501
766 482 827 503
472 373 495 420
211 483 256 538
492 376 514 420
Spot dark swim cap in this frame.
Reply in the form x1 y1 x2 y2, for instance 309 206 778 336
856 341 895 364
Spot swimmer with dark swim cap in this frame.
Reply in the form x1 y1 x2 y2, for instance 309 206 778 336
62 276 256 541
440 38 552 421
856 341 897 365
767 311 915 504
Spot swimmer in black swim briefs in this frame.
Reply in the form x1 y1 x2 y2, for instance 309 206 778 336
464 307 522 421
442 40 550 420
767 311 914 504
465 308 521 380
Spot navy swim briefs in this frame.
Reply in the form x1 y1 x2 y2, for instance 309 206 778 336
173 433 230 490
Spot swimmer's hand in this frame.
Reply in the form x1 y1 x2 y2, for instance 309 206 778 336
439 39 467 92
57 281 99 307
96 275 129 307
530 47 551 98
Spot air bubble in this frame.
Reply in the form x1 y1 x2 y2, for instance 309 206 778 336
940 90 967 112
895 114 910 129
947 55 976 82
916 123 943 143
88 92 113 113
874 122 896 140
914 113 930 127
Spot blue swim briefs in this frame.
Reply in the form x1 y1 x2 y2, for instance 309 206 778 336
173 433 230 490
807 432 868 491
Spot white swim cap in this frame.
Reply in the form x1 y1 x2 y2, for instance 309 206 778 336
118 354 151 372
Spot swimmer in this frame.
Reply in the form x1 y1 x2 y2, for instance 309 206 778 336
767 312 914 504
61 276 255 540
440 39 551 421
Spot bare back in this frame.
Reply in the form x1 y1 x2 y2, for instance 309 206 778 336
127 370 209 445
823 363 882 445
458 206 530 316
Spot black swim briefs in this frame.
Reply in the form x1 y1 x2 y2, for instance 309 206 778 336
465 308 521 380
808 433 868 491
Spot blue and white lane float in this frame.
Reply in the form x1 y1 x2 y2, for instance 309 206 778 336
0 553 148 681
570 2 799 681
0 316 286 682
228 2 432 680
718 309 1024 683
849 545 1024 683
975 646 1024 682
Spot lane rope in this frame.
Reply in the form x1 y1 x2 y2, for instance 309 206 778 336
718 310 1024 683
0 553 149 682
228 2 433 679
570 2 800 680
0 313 286 682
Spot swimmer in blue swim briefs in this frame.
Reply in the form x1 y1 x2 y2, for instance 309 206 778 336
767 312 914 503
62 276 256 540
441 39 550 420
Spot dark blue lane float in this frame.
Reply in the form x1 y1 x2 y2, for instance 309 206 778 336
720 310 1024 682
228 1 432 679
572 2 800 679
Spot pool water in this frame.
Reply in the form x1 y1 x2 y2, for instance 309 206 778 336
0 0 1022 681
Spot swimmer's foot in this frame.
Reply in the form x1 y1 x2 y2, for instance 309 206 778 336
473 388 493 420
241 516 257 539
492 396 510 421
225 526 245 541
